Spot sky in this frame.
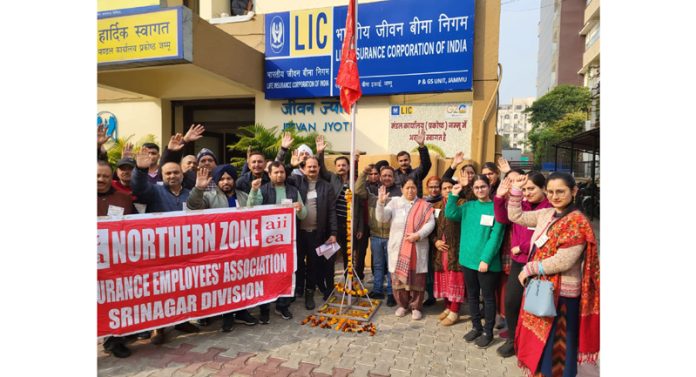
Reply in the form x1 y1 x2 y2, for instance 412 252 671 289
498 0 541 105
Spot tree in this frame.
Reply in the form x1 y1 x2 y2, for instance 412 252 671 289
525 85 591 166
226 123 331 169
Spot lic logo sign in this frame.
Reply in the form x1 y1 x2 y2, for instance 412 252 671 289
270 16 285 53
391 105 414 116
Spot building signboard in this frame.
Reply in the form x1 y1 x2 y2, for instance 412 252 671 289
98 0 164 18
98 7 191 66
389 103 473 158
264 0 475 99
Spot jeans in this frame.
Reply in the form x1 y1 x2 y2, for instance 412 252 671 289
463 267 499 335
370 236 392 295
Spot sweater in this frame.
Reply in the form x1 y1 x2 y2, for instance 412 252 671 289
444 193 505 272
131 168 190 213
493 195 552 264
507 190 585 297
375 196 436 274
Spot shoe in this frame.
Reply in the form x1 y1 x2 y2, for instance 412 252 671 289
438 309 451 321
411 309 423 320
234 310 259 326
423 297 436 306
136 331 151 340
259 310 270 324
275 307 293 320
106 342 132 358
386 294 397 307
395 307 408 317
305 290 315 310
495 316 506 330
440 311 459 326
367 291 385 299
221 317 234 332
463 329 482 343
496 339 515 358
174 322 200 333
151 329 166 345
475 332 494 348
197 318 210 327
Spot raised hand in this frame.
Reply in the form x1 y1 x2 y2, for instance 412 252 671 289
122 142 134 159
168 133 185 151
196 167 211 190
378 185 390 204
135 147 151 169
97 124 111 146
183 124 205 144
290 149 300 167
281 132 293 149
414 128 426 146
512 174 528 190
496 176 513 198
451 151 465 169
451 183 463 196
497 156 511 174
315 135 326 154
251 178 262 191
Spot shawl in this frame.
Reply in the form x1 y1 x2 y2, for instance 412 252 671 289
432 196 465 272
515 210 599 376
394 198 434 284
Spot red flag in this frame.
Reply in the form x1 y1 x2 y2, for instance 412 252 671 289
336 0 361 114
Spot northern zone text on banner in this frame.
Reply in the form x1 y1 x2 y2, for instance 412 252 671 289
97 205 296 337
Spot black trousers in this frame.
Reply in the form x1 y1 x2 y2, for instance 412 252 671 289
463 267 500 334
504 260 525 342
299 229 336 293
353 231 369 280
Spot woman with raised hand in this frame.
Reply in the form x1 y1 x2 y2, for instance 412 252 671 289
493 172 552 358
375 178 436 320
445 175 505 348
431 178 467 326
508 172 599 377
442 151 476 200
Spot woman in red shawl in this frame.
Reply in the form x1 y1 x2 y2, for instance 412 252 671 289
507 172 599 377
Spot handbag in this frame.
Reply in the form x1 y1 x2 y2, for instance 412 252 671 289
523 275 557 317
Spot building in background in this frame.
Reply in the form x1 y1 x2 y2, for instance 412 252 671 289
98 0 503 172
497 97 535 153
536 0 585 97
579 0 599 130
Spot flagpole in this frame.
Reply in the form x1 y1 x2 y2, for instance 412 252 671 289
347 0 358 308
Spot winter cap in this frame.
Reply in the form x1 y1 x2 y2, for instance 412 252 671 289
116 157 136 168
196 148 218 164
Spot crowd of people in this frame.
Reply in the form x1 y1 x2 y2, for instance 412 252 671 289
97 124 599 377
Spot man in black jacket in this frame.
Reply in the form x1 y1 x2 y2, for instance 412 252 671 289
248 161 307 322
285 156 338 310
394 128 431 197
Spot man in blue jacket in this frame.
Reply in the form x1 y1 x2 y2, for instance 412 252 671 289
130 148 200 343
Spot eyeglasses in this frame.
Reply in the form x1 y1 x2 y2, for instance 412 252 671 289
473 186 488 191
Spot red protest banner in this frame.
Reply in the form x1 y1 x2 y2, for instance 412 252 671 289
97 205 296 337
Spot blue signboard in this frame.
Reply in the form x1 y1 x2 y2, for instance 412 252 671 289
264 0 475 99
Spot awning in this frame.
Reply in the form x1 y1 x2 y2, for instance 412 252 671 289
98 6 264 100
552 127 599 154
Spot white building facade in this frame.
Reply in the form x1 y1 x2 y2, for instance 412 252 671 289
497 97 535 153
